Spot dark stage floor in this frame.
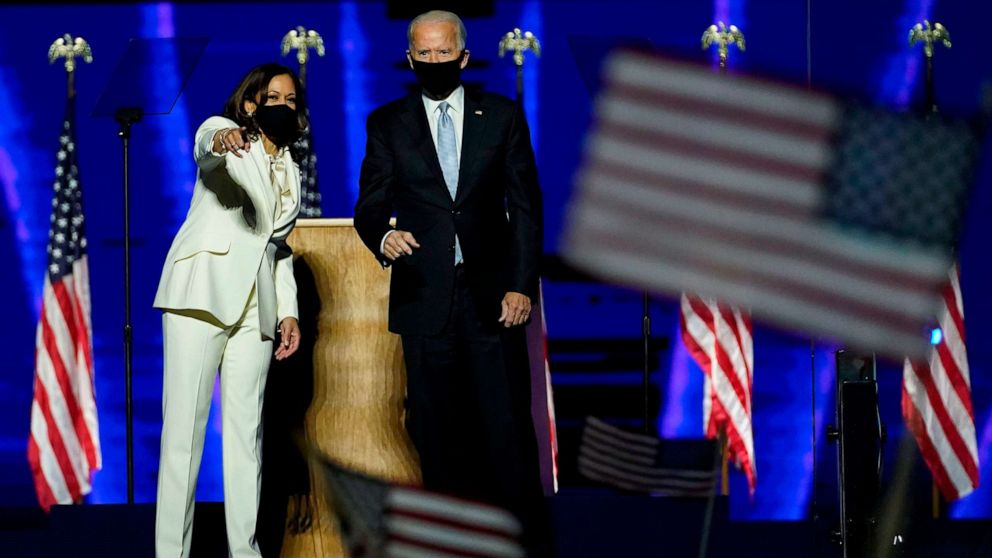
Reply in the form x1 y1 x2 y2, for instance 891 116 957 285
4 489 992 558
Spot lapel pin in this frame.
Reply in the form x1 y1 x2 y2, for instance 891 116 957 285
475 110 483 115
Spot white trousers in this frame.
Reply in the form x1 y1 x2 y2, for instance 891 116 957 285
155 289 272 558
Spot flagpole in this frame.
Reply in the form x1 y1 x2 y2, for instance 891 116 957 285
909 20 950 115
909 19 952 521
282 26 325 218
701 20 745 495
47 33 95 507
281 26 325 89
48 34 99 502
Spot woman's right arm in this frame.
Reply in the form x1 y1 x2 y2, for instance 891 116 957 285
193 116 240 173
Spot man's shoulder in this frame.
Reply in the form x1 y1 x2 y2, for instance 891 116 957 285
369 96 413 122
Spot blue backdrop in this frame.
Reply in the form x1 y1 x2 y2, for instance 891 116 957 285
0 0 990 523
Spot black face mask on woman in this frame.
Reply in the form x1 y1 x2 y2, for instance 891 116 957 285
254 104 300 147
411 54 464 99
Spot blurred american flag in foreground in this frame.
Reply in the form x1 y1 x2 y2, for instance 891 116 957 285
563 49 980 359
316 456 524 558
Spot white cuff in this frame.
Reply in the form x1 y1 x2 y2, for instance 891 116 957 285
379 230 396 255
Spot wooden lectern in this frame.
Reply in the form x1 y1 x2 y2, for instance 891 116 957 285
276 219 420 558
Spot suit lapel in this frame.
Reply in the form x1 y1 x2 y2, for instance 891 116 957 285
246 144 276 233
399 95 449 197
455 93 487 205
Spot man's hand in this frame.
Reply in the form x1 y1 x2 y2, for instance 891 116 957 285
382 230 420 261
275 317 300 360
499 292 532 328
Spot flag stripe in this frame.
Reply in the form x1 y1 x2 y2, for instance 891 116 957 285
577 225 931 336
578 444 714 481
40 292 91 473
597 93 834 165
712 306 756 468
682 293 756 493
387 489 521 535
904 362 977 498
590 135 821 208
52 278 99 469
703 302 749 409
680 302 716 433
38 309 90 491
606 53 839 127
603 82 837 142
579 170 946 292
936 340 975 421
938 276 970 390
387 539 519 558
902 389 965 499
386 507 522 540
597 122 825 183
928 356 978 462
572 239 929 358
582 427 656 465
589 162 808 222
386 518 524 558
31 374 81 503
585 416 659 451
578 457 715 495
28 407 67 509
28 438 64 509
909 360 979 485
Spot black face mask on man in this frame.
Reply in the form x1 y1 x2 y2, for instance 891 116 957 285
411 53 465 99
254 104 299 147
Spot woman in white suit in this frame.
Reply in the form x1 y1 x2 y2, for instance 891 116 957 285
152 63 307 558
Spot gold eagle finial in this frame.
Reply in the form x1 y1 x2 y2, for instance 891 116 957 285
281 26 326 66
499 28 541 67
48 34 93 73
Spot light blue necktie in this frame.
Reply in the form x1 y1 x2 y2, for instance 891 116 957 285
437 101 463 264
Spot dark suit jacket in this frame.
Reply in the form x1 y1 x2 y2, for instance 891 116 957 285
354 89 543 336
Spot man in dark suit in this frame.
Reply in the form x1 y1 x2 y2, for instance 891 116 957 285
354 8 547 552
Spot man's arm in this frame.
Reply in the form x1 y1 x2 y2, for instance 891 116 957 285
504 102 543 300
354 112 397 266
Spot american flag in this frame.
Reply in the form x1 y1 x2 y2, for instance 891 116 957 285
680 294 756 493
578 416 718 496
525 281 559 495
902 264 978 500
27 98 101 511
295 124 322 216
562 50 979 359
316 457 525 558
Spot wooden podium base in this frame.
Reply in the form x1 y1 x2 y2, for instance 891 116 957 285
276 219 420 558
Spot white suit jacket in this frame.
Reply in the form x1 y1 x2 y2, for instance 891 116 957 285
153 116 300 338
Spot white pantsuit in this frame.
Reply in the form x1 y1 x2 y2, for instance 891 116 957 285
153 116 300 558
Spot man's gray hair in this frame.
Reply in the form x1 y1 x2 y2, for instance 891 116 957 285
407 10 467 50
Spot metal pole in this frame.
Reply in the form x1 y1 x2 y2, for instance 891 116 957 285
642 292 651 433
116 107 142 505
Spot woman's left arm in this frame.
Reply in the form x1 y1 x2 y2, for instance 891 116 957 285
273 241 300 359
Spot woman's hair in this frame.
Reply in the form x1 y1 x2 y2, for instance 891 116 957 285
222 63 309 144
